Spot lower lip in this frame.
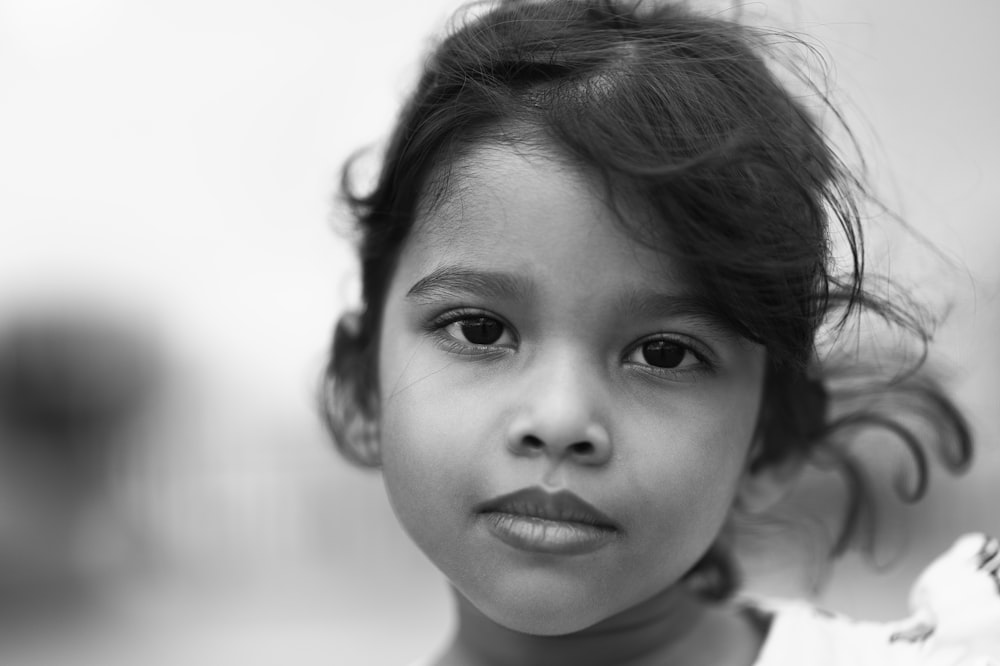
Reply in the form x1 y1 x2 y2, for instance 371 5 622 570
480 511 618 555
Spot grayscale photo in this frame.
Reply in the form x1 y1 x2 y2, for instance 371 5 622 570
1 1 997 664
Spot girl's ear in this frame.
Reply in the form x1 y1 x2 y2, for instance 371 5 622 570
323 310 381 467
736 442 804 515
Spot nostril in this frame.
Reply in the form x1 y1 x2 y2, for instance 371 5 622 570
509 432 607 462
523 434 544 450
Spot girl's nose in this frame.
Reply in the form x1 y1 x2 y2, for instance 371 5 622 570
504 353 613 466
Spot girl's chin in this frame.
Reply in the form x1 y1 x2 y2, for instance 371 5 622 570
453 573 696 638
454 583 625 636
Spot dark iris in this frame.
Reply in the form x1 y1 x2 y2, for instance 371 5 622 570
459 317 503 345
642 340 687 368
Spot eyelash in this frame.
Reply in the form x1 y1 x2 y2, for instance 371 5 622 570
426 310 716 378
622 335 716 379
427 309 517 358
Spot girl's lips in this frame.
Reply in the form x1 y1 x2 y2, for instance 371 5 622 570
476 487 620 555
481 512 619 555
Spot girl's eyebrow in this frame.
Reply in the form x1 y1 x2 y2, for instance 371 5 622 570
405 266 534 304
617 289 737 338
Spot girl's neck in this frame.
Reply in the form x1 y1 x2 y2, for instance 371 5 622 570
437 584 766 666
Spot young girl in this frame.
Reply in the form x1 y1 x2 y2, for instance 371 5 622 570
321 1 998 663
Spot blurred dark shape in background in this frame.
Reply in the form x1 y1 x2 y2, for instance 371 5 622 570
0 312 155 441
0 306 160 636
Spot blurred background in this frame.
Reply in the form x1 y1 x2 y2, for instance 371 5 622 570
0 0 997 664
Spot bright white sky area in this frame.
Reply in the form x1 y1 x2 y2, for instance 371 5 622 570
0 0 997 664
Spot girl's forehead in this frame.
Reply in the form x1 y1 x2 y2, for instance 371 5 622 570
404 142 689 291
414 143 577 232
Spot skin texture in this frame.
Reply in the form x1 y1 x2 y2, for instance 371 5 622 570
374 142 769 663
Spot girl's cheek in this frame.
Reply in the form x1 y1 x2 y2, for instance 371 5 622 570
379 341 475 455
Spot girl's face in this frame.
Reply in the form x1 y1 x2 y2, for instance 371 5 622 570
375 142 766 635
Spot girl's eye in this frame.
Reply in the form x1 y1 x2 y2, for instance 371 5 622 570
640 340 688 368
439 315 512 347
451 317 504 345
625 337 706 372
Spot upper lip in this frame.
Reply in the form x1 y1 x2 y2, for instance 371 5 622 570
476 487 619 529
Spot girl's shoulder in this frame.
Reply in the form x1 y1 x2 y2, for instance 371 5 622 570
748 533 1000 666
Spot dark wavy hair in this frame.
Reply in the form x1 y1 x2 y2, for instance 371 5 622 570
321 0 972 599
